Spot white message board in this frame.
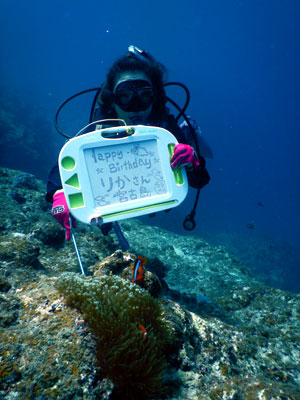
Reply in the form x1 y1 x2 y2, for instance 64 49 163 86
59 125 188 225
84 139 169 206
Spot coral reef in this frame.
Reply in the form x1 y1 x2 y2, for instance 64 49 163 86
0 167 300 399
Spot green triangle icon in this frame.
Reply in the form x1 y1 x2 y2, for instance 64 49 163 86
65 174 80 189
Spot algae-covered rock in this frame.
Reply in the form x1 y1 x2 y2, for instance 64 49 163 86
88 249 134 276
1 167 300 400
12 172 39 190
0 276 11 293
0 278 110 399
0 234 40 267
0 293 20 327
33 221 65 247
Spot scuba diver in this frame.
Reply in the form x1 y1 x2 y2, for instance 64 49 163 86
46 45 211 241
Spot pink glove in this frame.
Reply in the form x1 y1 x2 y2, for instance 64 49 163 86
171 143 200 170
51 191 75 240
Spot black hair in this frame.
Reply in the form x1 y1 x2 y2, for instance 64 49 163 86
99 51 168 121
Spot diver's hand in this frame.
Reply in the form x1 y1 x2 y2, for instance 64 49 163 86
51 191 76 240
171 143 200 170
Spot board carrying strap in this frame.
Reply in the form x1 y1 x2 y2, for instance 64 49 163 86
69 217 86 275
91 218 130 251
70 218 129 274
112 222 130 251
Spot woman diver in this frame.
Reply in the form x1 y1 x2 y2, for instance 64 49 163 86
47 45 210 240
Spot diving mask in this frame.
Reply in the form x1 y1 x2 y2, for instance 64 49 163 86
114 79 155 112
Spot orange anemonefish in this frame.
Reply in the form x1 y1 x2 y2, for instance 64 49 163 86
139 323 148 336
131 255 147 283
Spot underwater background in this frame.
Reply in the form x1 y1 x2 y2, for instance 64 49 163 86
0 0 299 292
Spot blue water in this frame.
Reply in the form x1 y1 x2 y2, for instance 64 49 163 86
1 1 299 286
